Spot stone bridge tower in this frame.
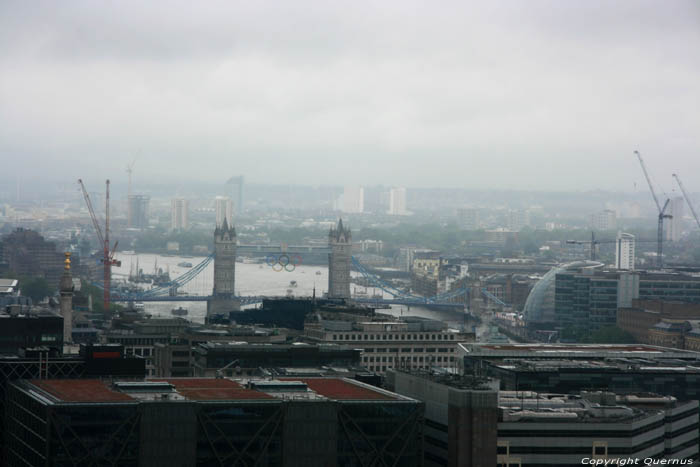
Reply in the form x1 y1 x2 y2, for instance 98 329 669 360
328 219 352 299
207 218 239 320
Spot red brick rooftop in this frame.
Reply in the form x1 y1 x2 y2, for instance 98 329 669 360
155 378 274 401
28 378 395 403
284 378 396 400
31 380 135 403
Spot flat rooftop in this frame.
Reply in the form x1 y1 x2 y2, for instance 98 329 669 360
491 358 700 373
459 343 700 360
25 377 401 404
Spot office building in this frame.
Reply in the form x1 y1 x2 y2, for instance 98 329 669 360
388 368 699 467
665 196 685 241
192 342 362 377
615 231 635 270
0 311 63 355
127 195 150 229
507 209 530 231
457 207 480 230
0 344 145 459
388 187 408 215
387 369 498 467
618 299 700 351
170 198 189 230
153 326 287 377
305 316 474 374
459 343 700 401
226 175 244 216
214 195 233 228
5 377 423 467
524 265 700 329
0 228 65 286
590 209 617 231
496 391 698 466
341 185 364 213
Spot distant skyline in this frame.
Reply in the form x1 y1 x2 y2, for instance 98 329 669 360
1 1 699 191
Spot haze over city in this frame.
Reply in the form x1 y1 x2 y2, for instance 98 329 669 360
1 0 699 190
2 2 700 466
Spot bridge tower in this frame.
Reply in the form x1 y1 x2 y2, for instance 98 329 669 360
207 218 239 321
328 218 352 299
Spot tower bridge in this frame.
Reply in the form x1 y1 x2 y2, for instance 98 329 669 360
109 219 475 313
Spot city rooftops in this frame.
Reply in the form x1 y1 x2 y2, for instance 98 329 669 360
0 279 19 294
498 390 693 424
22 377 402 404
459 343 700 361
491 358 700 373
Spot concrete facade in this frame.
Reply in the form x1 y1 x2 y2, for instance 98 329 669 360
387 369 498 467
59 252 73 345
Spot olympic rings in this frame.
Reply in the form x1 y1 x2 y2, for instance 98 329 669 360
265 254 302 272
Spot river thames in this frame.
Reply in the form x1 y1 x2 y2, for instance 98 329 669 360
112 252 476 330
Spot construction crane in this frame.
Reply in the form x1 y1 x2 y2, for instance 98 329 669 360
78 179 121 314
567 231 656 262
672 173 700 231
634 150 672 269
566 231 607 261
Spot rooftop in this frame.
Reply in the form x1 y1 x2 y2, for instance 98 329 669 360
23 377 401 404
491 358 700 373
459 343 700 360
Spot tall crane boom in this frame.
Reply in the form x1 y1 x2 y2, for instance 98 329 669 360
634 150 671 269
673 173 700 230
635 150 662 213
78 179 120 314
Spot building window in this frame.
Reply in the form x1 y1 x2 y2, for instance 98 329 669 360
333 334 337 340
364 334 368 340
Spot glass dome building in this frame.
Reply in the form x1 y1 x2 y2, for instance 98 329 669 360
522 261 603 324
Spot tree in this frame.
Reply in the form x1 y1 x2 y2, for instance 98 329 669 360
18 276 53 302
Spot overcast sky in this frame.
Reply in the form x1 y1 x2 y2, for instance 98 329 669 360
1 1 699 192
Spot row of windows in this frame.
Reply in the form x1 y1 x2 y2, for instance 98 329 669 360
362 347 454 353
363 356 455 363
332 333 456 341
125 347 152 357
367 364 438 372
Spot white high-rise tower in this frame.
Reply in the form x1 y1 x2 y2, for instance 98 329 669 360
615 232 635 270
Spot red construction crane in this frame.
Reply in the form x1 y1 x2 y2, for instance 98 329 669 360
78 179 121 313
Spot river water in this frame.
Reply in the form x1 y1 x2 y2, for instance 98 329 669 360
112 253 476 330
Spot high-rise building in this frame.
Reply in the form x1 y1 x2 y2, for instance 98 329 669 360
615 232 635 270
226 175 244 216
665 196 684 242
387 187 408 215
214 196 233 228
341 186 364 213
457 207 480 230
170 198 189 230
127 195 150 229
507 209 530 231
590 209 616 231
0 228 65 286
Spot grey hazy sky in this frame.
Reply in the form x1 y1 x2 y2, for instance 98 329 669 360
1 0 699 191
